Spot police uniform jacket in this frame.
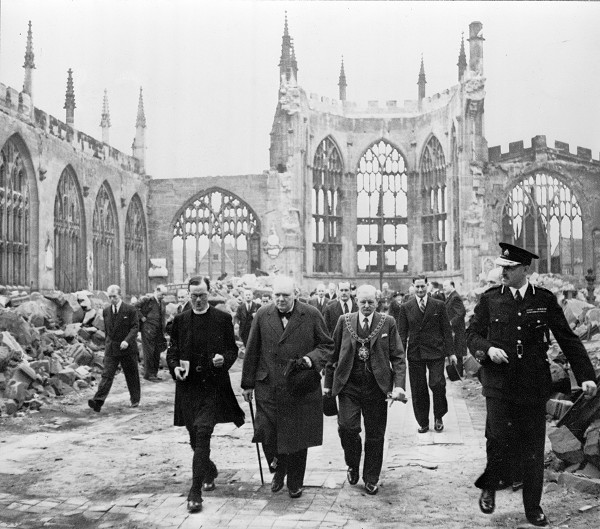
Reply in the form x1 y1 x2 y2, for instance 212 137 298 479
466 283 596 403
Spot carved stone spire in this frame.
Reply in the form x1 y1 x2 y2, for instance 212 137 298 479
23 21 35 97
457 32 467 81
279 12 296 85
338 57 347 101
64 68 76 126
132 87 146 172
135 86 146 128
417 55 426 108
100 89 111 144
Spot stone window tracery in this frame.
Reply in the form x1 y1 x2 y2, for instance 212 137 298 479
421 136 447 272
356 140 408 273
502 173 583 275
0 139 30 287
125 194 147 296
92 182 119 291
311 137 343 272
172 188 260 282
54 167 85 291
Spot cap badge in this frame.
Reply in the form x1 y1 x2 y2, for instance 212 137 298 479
504 249 509 256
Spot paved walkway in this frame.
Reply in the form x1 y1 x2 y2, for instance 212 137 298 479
0 373 499 529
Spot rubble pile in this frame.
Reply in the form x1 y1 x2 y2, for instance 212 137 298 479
0 290 109 417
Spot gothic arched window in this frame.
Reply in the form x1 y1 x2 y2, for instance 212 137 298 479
421 136 447 272
312 137 343 272
502 173 583 275
54 166 85 291
125 194 147 296
172 188 260 282
356 140 408 273
92 182 119 290
0 139 30 287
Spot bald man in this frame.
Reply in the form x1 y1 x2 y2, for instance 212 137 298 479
242 277 333 499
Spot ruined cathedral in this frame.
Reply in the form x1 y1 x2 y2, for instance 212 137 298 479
2 18 599 296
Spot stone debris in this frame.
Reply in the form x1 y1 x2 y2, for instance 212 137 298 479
0 289 109 416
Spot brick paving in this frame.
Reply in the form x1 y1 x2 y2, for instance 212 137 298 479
0 379 497 528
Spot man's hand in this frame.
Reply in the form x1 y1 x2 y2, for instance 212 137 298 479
488 347 509 364
174 367 187 381
390 387 406 401
119 340 129 350
212 354 224 368
302 356 312 368
582 380 598 397
323 388 331 396
448 354 457 366
242 388 253 402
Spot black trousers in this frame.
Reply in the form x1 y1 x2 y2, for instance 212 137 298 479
338 380 387 484
141 329 164 377
92 353 140 404
408 358 447 427
475 397 546 517
262 445 308 491
184 386 219 501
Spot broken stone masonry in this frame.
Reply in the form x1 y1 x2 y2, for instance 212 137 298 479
0 289 110 417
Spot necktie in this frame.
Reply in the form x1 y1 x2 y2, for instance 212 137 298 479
514 291 523 302
344 302 349 314
113 305 117 315
248 303 252 312
419 299 426 313
177 305 183 314
363 317 369 333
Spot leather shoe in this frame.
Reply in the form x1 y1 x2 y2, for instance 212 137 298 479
417 425 429 433
347 467 359 485
144 375 162 382
186 499 202 513
512 480 523 492
271 471 285 493
288 487 303 499
130 401 140 408
88 399 101 413
434 418 444 432
364 482 379 495
478 489 495 514
526 512 549 527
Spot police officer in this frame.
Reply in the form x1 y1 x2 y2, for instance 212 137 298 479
466 243 597 527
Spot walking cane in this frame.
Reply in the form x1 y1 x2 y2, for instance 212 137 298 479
248 400 265 485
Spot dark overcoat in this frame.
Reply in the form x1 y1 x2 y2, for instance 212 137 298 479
166 307 245 428
325 311 406 397
466 284 596 403
235 300 260 345
323 299 358 335
445 290 467 356
397 296 454 361
241 301 334 453
103 302 139 357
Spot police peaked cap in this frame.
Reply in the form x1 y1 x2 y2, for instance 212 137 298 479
495 242 539 267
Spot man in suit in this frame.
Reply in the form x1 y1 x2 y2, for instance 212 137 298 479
167 276 245 514
467 243 597 527
166 289 192 336
88 285 140 412
397 274 456 433
323 282 358 335
308 283 329 315
443 280 467 376
136 284 168 381
235 289 260 346
242 276 333 499
324 284 406 495
429 281 446 302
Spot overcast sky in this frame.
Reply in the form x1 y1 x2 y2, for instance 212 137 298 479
2 0 599 180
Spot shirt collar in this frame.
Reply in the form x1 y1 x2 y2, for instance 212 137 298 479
113 300 122 312
509 282 529 299
360 312 375 326
417 294 428 305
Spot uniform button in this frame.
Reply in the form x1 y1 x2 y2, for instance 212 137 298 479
517 340 522 344
517 326 521 330
517 312 522 316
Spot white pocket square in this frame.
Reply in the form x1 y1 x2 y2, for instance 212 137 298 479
382 333 388 338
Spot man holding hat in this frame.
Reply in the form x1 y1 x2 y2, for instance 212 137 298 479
466 242 597 527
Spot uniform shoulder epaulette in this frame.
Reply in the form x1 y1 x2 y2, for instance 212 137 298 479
532 285 553 294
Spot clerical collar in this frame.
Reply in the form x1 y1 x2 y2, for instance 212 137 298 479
192 306 209 315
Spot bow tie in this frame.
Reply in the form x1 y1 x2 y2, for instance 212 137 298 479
278 310 293 319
